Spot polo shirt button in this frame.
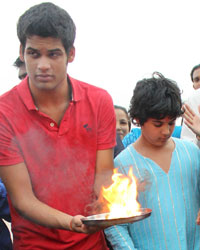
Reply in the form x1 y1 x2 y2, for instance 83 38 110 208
50 122 54 127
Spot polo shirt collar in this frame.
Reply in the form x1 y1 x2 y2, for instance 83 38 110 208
17 74 83 111
17 76 36 111
68 75 83 102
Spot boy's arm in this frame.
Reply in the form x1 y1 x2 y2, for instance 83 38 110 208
104 224 137 250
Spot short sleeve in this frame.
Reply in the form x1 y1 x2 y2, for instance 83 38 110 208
0 112 23 166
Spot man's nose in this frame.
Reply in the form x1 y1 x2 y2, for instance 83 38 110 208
37 57 50 71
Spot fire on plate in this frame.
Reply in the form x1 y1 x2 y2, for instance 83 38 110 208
82 167 152 227
98 167 141 219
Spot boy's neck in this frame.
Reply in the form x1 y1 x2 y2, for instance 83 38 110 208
133 137 175 174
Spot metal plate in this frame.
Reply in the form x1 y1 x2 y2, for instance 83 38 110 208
81 208 152 227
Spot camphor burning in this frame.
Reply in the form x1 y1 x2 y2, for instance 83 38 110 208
99 167 141 219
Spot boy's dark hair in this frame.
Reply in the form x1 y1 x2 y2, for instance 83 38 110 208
190 64 200 82
17 2 76 55
13 57 24 68
114 105 131 131
129 72 183 126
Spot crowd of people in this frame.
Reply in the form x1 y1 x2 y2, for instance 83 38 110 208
0 2 200 250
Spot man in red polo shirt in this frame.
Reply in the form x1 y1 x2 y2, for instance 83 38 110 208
0 3 116 250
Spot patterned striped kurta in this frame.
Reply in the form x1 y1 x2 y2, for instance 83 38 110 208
105 138 200 250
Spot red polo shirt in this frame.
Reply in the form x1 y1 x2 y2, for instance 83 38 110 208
0 76 116 250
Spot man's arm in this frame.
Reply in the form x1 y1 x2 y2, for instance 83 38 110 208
94 148 114 197
0 162 101 233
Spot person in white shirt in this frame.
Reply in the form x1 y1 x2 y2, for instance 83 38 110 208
181 64 200 147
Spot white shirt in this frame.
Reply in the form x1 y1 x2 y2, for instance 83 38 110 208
181 88 200 147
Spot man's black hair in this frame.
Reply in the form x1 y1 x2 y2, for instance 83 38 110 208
129 72 183 126
17 2 76 55
190 64 200 82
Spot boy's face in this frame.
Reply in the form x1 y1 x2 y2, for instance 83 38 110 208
141 117 176 147
20 35 75 91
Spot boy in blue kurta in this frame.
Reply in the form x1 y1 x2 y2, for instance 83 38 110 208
105 72 200 250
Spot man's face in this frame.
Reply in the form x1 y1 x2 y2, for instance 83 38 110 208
141 117 176 147
20 35 74 91
192 68 200 90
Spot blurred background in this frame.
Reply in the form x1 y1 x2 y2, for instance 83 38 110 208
1 0 199 112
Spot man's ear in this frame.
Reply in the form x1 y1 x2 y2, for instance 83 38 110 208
19 44 25 62
68 46 75 63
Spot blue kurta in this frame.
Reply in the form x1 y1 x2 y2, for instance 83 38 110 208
105 138 200 250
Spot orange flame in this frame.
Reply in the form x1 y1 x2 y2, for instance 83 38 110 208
99 167 141 219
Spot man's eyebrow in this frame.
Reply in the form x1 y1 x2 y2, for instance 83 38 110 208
26 47 38 51
48 48 63 53
26 47 62 53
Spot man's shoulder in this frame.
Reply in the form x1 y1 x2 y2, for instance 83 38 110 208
0 82 23 119
0 85 18 105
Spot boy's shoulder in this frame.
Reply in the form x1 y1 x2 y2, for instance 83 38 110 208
114 144 138 163
173 137 200 152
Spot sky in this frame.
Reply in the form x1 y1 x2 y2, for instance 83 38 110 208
1 0 200 112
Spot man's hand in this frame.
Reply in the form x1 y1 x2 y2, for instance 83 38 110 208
182 104 200 137
69 215 107 234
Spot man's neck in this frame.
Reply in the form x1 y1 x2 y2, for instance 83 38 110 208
29 77 72 124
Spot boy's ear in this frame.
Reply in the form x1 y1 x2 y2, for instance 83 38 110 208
19 44 25 62
68 46 75 63
135 118 140 126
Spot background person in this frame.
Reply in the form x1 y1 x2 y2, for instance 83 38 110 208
181 64 200 147
0 179 12 250
190 64 200 90
13 57 27 80
114 105 131 140
181 91 200 147
180 64 200 146
0 3 116 249
105 72 200 250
